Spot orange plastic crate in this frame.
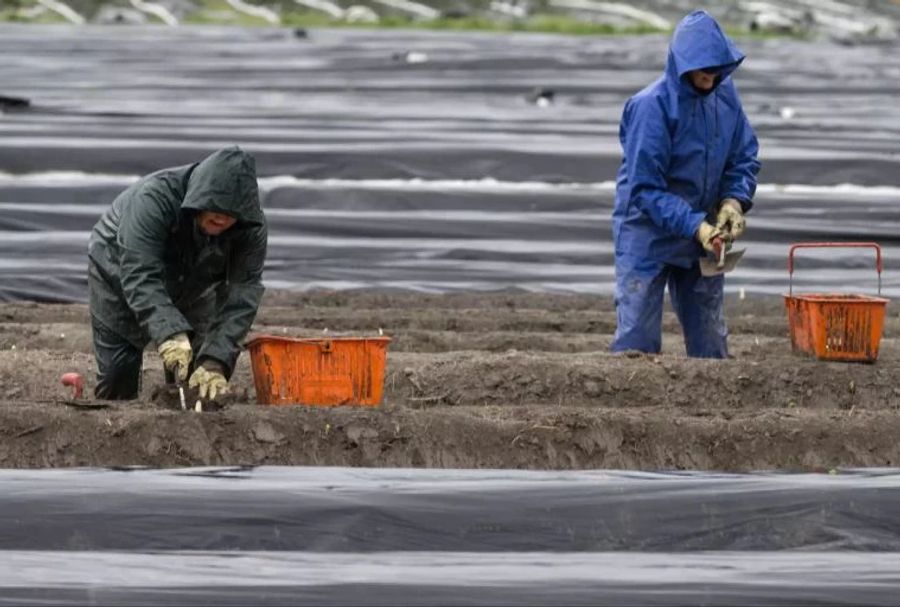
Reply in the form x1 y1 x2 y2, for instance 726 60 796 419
246 336 391 406
784 294 887 362
784 243 888 363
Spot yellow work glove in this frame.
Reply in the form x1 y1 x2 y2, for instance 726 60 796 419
716 198 745 241
157 332 192 382
189 364 229 400
695 221 723 254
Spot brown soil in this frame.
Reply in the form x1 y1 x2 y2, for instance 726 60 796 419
0 291 898 471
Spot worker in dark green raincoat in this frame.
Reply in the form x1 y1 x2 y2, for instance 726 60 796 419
87 146 267 400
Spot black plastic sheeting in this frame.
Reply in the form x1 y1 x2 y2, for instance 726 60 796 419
1 467 900 605
5 467 900 552
1 551 899 606
1 26 900 301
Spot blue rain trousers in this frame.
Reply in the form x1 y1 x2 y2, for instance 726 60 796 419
612 255 726 358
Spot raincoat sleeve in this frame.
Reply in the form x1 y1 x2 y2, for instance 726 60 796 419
622 96 707 239
197 224 267 375
718 108 760 212
117 189 193 345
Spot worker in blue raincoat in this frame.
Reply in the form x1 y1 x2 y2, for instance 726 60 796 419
611 10 760 358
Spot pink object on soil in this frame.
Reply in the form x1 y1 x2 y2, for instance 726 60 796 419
61 372 84 399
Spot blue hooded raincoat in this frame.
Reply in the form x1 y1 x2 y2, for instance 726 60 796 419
611 10 760 358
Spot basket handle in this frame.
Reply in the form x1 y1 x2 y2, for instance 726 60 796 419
788 242 883 296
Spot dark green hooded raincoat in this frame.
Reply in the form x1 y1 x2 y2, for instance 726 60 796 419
88 147 267 376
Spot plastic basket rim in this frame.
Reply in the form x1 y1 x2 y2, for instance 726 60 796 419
783 293 889 304
247 335 392 347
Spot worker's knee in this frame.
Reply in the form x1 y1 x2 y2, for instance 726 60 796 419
92 323 143 400
94 367 141 400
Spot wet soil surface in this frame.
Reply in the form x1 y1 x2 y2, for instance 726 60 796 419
0 290 898 470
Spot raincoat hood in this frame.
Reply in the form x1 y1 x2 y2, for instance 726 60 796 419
182 146 264 227
666 10 745 92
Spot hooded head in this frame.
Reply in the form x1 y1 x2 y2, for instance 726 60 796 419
181 146 264 233
666 10 745 94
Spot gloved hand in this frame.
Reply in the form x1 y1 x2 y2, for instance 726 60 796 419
157 332 192 382
716 198 745 240
189 362 229 400
695 221 724 254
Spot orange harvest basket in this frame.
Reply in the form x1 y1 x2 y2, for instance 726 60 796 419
784 243 888 363
246 336 391 406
